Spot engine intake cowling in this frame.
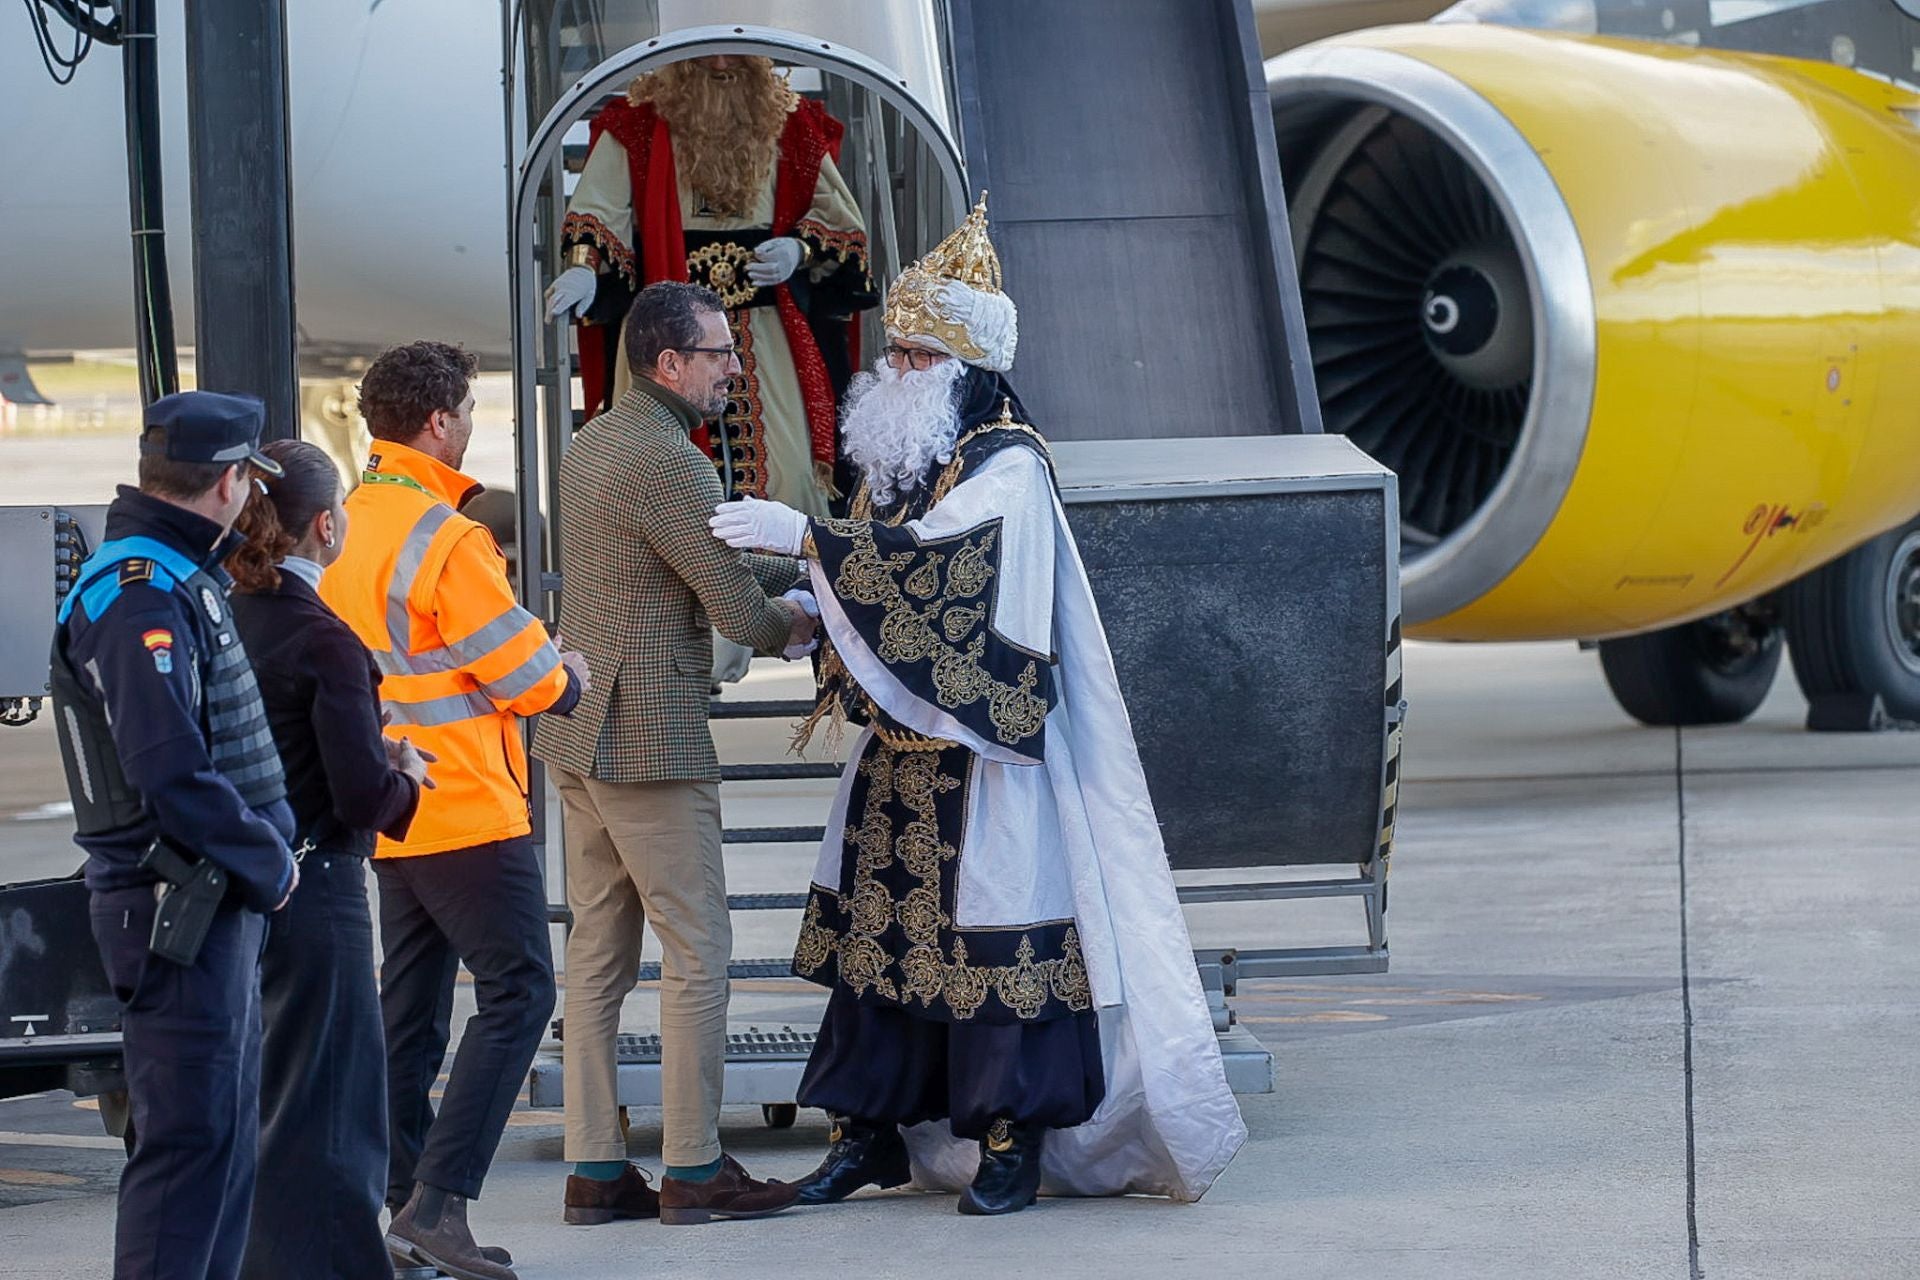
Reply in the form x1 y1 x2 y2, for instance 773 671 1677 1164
1269 25 1920 640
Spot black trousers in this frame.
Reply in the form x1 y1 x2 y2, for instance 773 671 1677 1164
798 987 1106 1140
90 887 265 1280
239 852 389 1280
374 836 555 1204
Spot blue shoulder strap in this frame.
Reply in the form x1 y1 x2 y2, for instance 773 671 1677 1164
58 535 205 625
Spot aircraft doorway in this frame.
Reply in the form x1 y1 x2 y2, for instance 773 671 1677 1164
506 14 968 607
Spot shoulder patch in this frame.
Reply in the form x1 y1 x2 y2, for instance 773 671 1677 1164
118 559 155 585
142 627 175 674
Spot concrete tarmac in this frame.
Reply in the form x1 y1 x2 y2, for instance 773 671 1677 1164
1 640 1916 1278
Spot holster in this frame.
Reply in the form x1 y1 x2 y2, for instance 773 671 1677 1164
138 842 226 966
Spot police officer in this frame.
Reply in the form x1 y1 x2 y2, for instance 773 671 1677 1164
52 391 300 1280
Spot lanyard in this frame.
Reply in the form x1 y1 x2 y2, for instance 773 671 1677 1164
361 470 431 497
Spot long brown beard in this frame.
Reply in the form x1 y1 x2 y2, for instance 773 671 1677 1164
630 58 793 220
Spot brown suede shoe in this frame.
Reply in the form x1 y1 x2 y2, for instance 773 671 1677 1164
563 1163 662 1225
658 1154 800 1225
386 1186 516 1280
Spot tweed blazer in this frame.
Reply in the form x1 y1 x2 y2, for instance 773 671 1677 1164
531 383 801 783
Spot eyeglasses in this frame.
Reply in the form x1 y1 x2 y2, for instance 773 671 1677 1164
675 345 738 360
883 344 950 371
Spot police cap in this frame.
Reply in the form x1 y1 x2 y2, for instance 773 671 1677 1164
139 391 284 477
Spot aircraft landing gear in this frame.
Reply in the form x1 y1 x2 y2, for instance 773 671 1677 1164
1598 605 1782 726
1783 512 1920 729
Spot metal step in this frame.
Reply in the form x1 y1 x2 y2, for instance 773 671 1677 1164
724 892 810 911
1210 944 1389 979
720 761 841 782
708 698 816 720
526 1023 1274 1110
636 958 796 982
724 826 825 846
613 1027 815 1064
1176 877 1377 905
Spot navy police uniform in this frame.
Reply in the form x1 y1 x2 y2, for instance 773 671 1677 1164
52 392 296 1280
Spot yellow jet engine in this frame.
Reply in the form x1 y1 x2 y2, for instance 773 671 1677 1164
1268 24 1920 727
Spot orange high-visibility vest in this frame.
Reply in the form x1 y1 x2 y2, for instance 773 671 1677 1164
320 440 568 857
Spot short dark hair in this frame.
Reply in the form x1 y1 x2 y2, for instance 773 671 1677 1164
358 341 478 442
624 281 725 375
137 440 234 501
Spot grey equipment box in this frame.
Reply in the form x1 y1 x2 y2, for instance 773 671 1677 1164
1056 434 1403 992
1056 435 1402 872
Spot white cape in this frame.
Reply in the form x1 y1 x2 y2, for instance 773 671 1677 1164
807 447 1247 1201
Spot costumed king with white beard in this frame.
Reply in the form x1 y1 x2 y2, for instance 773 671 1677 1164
709 197 1246 1216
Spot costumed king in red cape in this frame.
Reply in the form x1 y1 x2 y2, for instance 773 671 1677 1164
546 54 876 518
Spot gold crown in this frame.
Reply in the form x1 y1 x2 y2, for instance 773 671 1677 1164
882 193 1003 364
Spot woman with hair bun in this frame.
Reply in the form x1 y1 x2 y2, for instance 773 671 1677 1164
225 439 434 1280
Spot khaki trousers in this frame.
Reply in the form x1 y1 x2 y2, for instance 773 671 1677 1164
553 769 729 1167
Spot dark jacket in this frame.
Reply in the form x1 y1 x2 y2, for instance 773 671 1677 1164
62 486 296 909
231 571 419 856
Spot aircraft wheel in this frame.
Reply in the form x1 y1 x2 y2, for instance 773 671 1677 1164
1783 513 1920 722
762 1103 797 1130
1598 610 1782 726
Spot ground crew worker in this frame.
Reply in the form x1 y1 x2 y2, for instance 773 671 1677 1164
319 340 586 1280
51 391 299 1280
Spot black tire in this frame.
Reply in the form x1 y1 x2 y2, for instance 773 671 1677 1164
1782 513 1920 722
762 1103 797 1130
1598 612 1782 726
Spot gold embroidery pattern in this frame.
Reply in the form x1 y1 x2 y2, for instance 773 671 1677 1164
793 896 834 975
562 212 636 288
788 737 1092 1021
986 1119 1013 1151
795 416 1049 755
717 314 767 498
824 520 1043 748
793 218 872 277
687 240 760 309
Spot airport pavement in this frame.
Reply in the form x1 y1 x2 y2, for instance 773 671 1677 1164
2 640 1917 1278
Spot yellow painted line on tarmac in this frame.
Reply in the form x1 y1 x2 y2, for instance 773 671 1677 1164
0 1168 86 1187
0 1130 122 1151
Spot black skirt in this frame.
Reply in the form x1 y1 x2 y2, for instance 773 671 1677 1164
797 987 1105 1139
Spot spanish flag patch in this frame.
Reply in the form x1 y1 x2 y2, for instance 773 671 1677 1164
142 629 174 673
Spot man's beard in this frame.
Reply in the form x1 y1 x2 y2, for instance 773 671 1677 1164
633 58 790 219
840 357 967 507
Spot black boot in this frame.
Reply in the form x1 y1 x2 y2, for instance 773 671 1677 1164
957 1120 1045 1215
795 1114 912 1205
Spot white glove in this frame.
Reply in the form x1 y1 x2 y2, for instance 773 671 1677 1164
780 590 820 659
746 237 805 288
710 496 809 555
545 265 598 320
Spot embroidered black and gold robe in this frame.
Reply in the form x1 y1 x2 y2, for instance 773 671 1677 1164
788 369 1246 1198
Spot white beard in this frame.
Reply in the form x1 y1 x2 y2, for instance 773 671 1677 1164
839 357 967 507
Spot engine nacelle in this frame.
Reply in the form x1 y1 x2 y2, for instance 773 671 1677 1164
1269 25 1920 640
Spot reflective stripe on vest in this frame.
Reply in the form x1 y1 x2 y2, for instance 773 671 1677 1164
373 502 557 714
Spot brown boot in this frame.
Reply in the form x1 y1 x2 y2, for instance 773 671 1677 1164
386 1185 516 1280
659 1154 800 1225
563 1162 662 1225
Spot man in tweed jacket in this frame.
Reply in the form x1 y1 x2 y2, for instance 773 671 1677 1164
532 281 812 1226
